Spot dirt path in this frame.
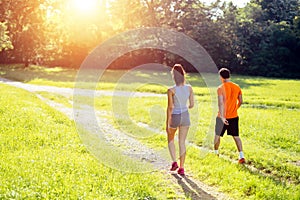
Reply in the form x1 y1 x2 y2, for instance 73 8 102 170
0 78 230 200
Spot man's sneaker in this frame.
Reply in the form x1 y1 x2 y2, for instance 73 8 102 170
238 158 246 164
177 168 185 175
170 162 178 171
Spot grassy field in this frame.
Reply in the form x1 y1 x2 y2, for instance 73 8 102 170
0 84 180 199
90 97 300 199
1 64 300 199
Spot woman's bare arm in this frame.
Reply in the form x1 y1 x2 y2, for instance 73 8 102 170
166 88 174 132
188 86 194 109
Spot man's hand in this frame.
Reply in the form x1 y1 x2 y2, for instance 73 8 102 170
221 117 229 125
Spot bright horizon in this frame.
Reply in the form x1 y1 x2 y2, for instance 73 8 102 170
67 0 251 15
202 0 250 7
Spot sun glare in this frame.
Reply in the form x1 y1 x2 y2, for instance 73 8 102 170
72 0 98 13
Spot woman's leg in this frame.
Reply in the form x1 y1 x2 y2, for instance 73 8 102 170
178 126 189 168
167 127 177 162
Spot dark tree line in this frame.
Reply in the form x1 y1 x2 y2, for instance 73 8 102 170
0 0 299 78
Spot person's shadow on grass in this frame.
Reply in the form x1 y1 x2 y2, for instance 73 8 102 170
172 174 216 200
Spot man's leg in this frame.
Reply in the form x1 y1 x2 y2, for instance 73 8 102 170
229 117 245 162
233 136 245 163
233 136 243 152
214 135 221 155
214 117 225 155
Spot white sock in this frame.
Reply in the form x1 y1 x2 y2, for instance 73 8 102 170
214 150 219 155
239 151 244 159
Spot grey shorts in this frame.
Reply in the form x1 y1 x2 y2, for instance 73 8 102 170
170 111 190 128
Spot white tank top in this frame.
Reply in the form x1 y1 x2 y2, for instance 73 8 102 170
172 85 190 114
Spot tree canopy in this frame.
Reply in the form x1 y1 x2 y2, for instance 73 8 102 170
0 0 299 78
0 22 13 52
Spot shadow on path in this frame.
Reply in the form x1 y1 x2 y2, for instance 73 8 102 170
172 174 216 200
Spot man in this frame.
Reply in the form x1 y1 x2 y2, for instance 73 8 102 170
214 68 245 164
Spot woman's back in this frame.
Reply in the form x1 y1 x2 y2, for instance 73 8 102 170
172 84 190 114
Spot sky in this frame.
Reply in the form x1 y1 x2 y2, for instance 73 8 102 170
202 0 251 8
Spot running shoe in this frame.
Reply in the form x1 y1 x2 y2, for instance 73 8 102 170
177 168 185 175
170 162 179 171
238 158 246 164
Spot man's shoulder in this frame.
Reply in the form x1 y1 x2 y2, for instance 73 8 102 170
232 81 240 86
228 81 241 89
217 85 224 95
229 82 242 95
218 82 240 89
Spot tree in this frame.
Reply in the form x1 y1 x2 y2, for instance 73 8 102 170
46 0 111 67
0 0 299 77
206 1 240 69
0 0 112 67
0 22 13 52
0 0 48 66
259 0 299 24
232 0 300 77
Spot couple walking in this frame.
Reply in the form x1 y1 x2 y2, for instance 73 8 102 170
166 64 245 176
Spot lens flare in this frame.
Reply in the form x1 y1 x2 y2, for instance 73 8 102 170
71 0 98 13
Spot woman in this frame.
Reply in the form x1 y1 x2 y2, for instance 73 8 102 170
166 64 194 175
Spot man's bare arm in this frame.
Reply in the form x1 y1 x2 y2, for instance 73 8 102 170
238 94 243 108
218 95 229 125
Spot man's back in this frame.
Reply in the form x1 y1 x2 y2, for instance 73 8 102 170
217 81 242 119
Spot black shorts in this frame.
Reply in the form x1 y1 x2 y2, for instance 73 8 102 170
215 117 239 137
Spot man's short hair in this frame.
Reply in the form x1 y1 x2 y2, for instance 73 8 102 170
219 68 231 79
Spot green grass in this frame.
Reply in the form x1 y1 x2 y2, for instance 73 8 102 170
2 64 298 108
1 64 300 199
36 91 72 108
187 148 300 200
233 77 300 109
0 64 74 88
87 72 299 199
0 83 179 199
90 93 300 199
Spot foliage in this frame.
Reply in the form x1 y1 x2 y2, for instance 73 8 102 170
0 0 300 77
226 0 300 77
0 0 47 66
0 22 13 51
259 0 299 23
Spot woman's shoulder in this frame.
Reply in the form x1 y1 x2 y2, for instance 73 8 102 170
167 86 176 94
184 84 193 89
168 85 176 89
